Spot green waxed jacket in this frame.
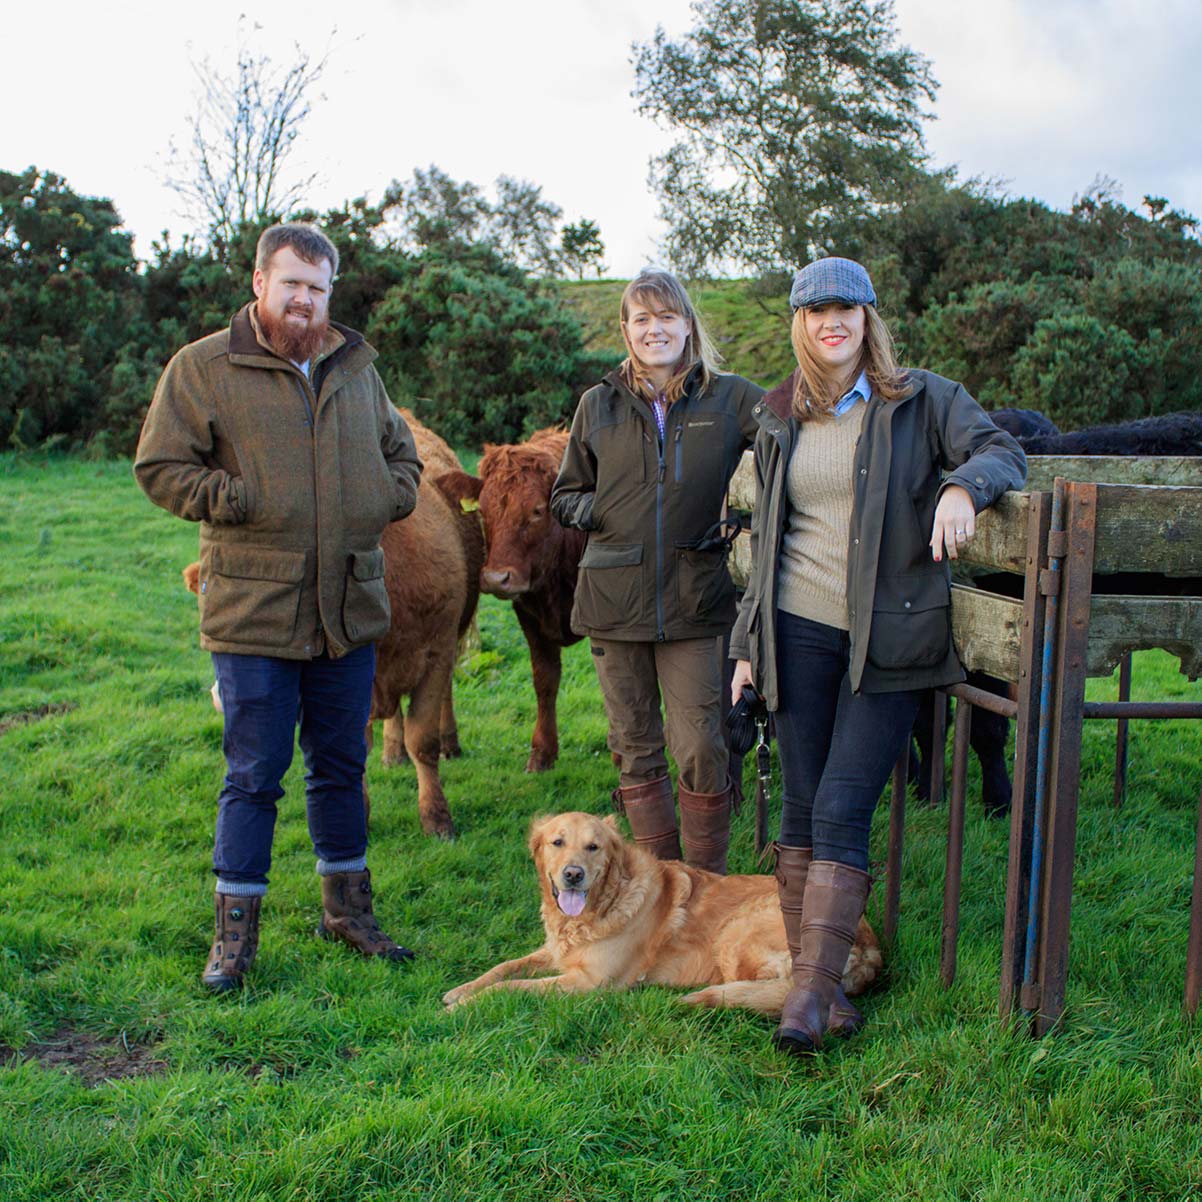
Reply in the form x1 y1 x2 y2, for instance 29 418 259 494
134 304 422 660
730 368 1026 702
551 368 764 641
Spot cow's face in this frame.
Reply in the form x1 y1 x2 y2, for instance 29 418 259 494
478 474 556 598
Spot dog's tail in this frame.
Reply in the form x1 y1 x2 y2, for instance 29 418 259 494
680 938 883 1017
680 979 791 1017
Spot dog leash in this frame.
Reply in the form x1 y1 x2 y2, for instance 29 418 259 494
753 709 771 857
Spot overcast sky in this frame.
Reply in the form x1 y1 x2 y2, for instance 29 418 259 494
6 0 1200 276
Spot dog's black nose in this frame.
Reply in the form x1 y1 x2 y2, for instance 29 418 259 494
562 864 585 888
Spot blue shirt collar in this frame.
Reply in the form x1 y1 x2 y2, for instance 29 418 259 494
833 370 871 416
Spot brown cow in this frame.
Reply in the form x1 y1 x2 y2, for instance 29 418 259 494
440 428 586 772
377 410 484 766
368 471 473 837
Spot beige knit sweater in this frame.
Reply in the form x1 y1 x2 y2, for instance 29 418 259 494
776 405 867 631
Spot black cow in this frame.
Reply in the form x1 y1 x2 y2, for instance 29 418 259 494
1019 411 1202 456
989 407 1060 440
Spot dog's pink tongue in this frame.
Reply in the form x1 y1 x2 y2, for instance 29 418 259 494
557 889 586 917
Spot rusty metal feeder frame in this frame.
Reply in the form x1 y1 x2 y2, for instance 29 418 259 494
882 471 1202 1035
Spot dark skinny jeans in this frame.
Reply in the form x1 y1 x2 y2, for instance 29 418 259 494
774 610 921 870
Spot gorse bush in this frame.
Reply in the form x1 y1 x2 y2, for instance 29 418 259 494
367 244 593 445
858 180 1202 429
0 167 143 449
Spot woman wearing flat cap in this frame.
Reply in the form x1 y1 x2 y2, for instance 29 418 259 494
729 256 1026 1057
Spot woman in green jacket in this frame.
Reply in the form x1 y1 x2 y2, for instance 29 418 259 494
729 257 1025 1055
552 269 763 873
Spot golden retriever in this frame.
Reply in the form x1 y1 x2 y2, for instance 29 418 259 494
442 811 881 1015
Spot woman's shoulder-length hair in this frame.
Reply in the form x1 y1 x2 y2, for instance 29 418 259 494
791 304 909 420
618 269 724 404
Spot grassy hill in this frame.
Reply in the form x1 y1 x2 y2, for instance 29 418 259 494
557 278 798 388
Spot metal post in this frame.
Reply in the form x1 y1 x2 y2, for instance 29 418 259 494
940 699 972 987
1114 654 1132 808
885 753 907 947
1000 489 1053 1019
931 689 948 807
1186 783 1202 1017
1033 481 1098 1037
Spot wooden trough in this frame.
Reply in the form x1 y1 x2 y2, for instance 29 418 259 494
727 452 1202 1034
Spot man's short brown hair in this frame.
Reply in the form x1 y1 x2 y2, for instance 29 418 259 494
255 223 339 279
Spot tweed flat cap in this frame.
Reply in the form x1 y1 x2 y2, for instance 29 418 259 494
789 257 876 311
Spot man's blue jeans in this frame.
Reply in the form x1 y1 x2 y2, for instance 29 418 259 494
773 610 921 869
211 645 375 885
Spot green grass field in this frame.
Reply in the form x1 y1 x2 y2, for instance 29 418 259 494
2 455 1201 1201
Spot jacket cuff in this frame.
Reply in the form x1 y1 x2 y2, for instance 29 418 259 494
938 473 989 513
225 474 249 524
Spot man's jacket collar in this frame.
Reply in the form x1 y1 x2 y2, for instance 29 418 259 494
228 302 364 367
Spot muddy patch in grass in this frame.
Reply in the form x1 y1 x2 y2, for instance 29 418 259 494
0 701 75 736
1 1028 167 1085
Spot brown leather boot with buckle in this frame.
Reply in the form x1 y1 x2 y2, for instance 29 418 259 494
318 869 415 962
203 892 262 993
612 775 681 861
773 844 865 1038
679 783 732 874
773 859 871 1056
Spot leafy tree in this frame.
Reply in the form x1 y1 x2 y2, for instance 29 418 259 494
0 167 142 449
164 21 329 250
1142 194 1199 239
395 165 490 249
633 0 937 274
488 176 563 276
560 219 607 279
392 165 601 278
366 244 586 444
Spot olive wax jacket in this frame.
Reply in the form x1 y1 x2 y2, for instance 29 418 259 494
552 368 763 641
134 304 422 660
729 368 1026 701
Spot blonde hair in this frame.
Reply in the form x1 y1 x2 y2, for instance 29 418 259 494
618 269 723 404
790 304 908 420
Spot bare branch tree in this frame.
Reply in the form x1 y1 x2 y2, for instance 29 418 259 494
166 22 331 251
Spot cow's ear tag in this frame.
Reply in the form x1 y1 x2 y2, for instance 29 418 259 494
460 498 479 513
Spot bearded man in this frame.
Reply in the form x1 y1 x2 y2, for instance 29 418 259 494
135 222 423 993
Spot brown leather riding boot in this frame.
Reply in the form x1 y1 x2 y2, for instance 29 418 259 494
318 869 415 962
612 775 681 861
773 845 864 1038
774 860 871 1056
679 783 732 874
202 892 261 993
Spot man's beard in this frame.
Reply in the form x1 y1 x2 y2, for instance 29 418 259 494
258 304 330 364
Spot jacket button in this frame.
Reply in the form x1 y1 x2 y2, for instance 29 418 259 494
975 476 985 485
904 601 912 609
853 538 859 545
860 468 867 475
